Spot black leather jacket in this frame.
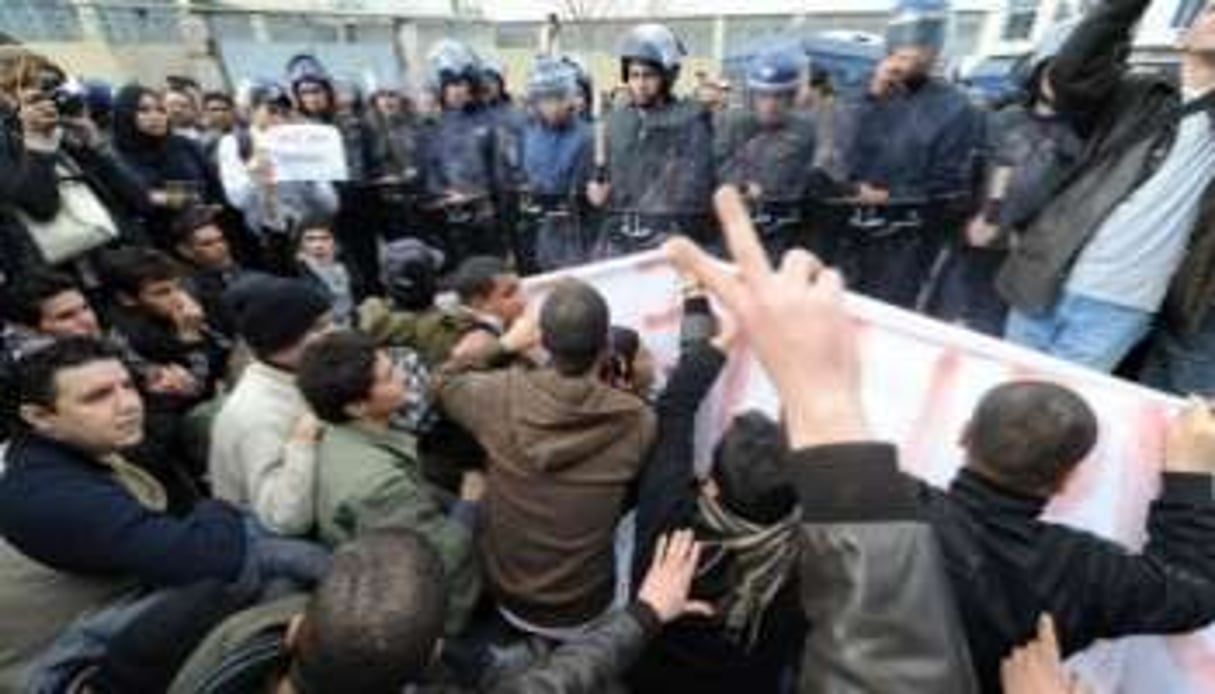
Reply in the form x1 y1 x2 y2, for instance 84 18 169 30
997 0 1215 334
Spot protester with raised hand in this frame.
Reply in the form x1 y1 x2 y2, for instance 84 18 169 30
670 185 1215 691
663 186 978 692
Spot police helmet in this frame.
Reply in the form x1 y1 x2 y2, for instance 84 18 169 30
886 0 950 54
618 23 686 84
426 39 482 90
746 48 805 94
528 56 579 100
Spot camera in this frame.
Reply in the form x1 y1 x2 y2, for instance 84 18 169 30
34 71 86 118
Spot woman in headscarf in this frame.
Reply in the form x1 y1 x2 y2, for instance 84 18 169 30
111 84 224 246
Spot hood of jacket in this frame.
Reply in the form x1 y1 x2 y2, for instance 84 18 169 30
503 368 648 474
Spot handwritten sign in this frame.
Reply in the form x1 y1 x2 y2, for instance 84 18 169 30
260 124 348 183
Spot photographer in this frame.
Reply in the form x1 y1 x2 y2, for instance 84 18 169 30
0 49 148 286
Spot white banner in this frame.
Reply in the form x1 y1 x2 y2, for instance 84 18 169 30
527 250 1214 693
261 124 348 183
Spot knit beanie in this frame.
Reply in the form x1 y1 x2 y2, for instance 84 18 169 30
227 275 332 358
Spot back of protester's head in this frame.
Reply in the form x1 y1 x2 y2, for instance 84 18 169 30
298 331 377 425
292 530 447 693
224 274 332 361
712 411 795 525
99 245 181 302
3 270 84 329
382 238 444 311
540 279 610 377
965 381 1098 496
452 255 510 306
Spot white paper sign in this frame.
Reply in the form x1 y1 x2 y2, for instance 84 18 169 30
261 124 348 183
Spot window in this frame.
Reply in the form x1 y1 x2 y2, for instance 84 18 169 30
0 0 83 42
264 16 340 43
96 4 183 45
1174 0 1206 27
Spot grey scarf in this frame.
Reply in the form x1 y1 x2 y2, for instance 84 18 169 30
696 494 801 650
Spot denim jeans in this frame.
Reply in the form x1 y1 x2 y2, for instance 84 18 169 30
1142 310 1215 397
1005 291 1154 372
25 589 169 694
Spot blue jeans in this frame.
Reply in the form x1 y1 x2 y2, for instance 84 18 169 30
1005 292 1153 372
1142 310 1215 397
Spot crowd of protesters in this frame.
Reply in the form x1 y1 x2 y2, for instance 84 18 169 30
2 0 1215 691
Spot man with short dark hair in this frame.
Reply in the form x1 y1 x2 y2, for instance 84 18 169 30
170 528 709 694
1 270 103 362
909 379 1215 690
0 337 327 690
962 381 1097 495
172 207 246 339
448 256 526 362
1 271 105 440
437 279 655 636
200 91 236 164
101 246 229 407
297 331 482 633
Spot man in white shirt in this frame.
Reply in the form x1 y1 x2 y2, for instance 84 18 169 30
209 276 333 535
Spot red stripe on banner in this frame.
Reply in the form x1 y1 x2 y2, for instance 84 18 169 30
1170 634 1215 690
904 346 962 476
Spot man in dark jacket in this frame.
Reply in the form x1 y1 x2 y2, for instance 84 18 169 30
590 23 716 258
715 47 820 262
0 337 328 691
1000 0 1215 373
169 527 709 694
423 40 506 264
837 1 981 309
630 297 806 694
172 205 248 340
914 381 1215 691
520 56 596 273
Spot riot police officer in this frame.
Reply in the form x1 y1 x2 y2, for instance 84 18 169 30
715 47 820 261
479 56 531 273
421 40 504 266
836 0 982 309
589 23 715 258
519 57 596 272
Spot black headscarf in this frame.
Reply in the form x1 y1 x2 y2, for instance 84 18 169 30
112 84 167 165
110 83 212 194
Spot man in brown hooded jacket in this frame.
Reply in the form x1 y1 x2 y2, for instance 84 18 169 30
437 279 656 636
